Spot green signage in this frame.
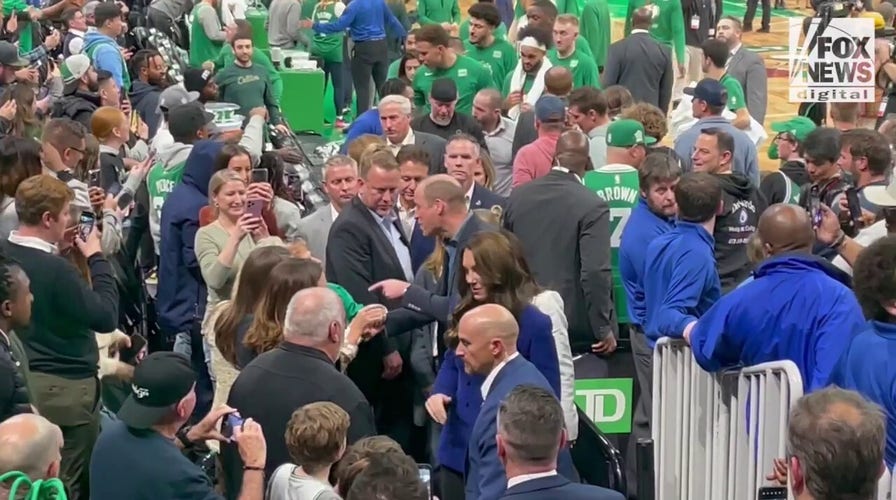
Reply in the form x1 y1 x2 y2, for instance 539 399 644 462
574 378 634 434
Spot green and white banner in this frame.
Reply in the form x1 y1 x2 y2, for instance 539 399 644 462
574 378 633 434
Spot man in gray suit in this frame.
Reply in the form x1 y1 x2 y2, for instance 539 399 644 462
716 16 767 124
602 7 674 113
379 95 447 175
295 155 360 262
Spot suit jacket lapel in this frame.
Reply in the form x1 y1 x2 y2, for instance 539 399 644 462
354 198 406 274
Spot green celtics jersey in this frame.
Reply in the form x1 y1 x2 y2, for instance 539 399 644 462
311 2 346 62
776 171 802 204
147 161 187 226
465 38 517 92
547 46 601 89
412 55 495 115
583 164 640 324
720 73 747 113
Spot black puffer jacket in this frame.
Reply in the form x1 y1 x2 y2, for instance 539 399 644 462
50 90 101 128
0 332 31 422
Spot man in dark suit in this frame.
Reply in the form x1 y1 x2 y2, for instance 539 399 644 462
504 130 616 379
499 386 624 500
511 66 573 160
445 134 505 211
325 146 415 448
396 145 436 274
380 94 448 175
601 7 674 113
460 304 577 500
716 16 767 124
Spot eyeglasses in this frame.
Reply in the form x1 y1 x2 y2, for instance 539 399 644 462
66 146 86 157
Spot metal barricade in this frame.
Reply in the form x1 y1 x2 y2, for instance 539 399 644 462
652 338 804 500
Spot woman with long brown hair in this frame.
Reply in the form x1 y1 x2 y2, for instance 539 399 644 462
425 230 561 498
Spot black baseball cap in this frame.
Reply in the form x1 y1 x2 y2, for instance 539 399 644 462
0 41 28 68
168 101 215 138
430 78 457 103
683 78 728 108
183 68 214 94
117 352 196 429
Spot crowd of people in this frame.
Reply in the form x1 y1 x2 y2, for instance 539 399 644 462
0 0 892 498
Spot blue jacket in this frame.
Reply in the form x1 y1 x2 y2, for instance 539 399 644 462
618 198 674 327
643 221 721 348
83 31 127 90
501 474 624 500
690 253 865 392
433 305 560 475
673 116 761 186
466 355 574 500
340 110 383 153
829 320 896 468
313 0 406 42
409 221 435 275
156 141 223 335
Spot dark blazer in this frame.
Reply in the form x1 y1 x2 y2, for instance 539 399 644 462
470 183 506 212
726 46 768 123
465 356 576 500
411 112 489 152
222 343 376 495
409 220 436 275
511 110 536 160
503 170 614 354
601 32 674 114
502 474 625 500
325 197 413 399
412 130 449 175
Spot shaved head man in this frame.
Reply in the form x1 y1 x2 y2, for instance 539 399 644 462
554 129 591 175
0 414 64 495
756 203 815 258
456 303 520 376
414 174 468 239
544 66 573 98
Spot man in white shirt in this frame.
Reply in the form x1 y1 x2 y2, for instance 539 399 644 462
379 95 447 175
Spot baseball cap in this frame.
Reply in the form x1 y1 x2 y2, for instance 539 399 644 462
0 41 28 68
159 84 200 112
683 78 728 108
429 78 457 103
117 352 196 429
606 119 657 147
61 54 91 84
168 101 215 138
864 177 896 208
183 68 214 94
535 95 566 123
770 116 816 142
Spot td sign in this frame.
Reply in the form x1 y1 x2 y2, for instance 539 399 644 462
574 378 633 434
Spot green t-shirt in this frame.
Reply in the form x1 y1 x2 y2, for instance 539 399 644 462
413 55 495 115
215 62 283 123
548 46 601 89
624 0 686 63
214 46 284 103
189 4 225 68
720 73 747 112
388 58 402 78
147 161 187 226
416 0 460 25
464 37 517 92
503 72 534 97
311 2 346 62
458 19 507 43
583 164 640 324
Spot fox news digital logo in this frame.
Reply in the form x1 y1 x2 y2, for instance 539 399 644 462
788 17 875 102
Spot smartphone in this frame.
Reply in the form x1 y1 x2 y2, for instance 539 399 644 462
246 199 264 218
117 191 134 210
757 486 788 499
78 211 95 241
808 187 823 228
251 168 269 184
844 187 862 225
88 169 102 188
222 412 245 438
883 206 896 234
118 334 147 365
417 464 432 499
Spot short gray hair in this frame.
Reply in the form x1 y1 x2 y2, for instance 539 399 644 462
378 95 412 115
0 414 63 480
324 154 358 178
787 387 885 500
283 288 345 342
497 385 564 467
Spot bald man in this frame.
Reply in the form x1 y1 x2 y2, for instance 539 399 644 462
512 66 574 159
0 414 63 496
460 304 577 500
688 203 865 392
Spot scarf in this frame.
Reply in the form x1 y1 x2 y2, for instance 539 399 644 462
507 36 552 120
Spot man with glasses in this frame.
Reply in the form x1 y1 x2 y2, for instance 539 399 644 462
761 116 814 205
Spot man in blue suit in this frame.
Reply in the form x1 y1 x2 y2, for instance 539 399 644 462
498 386 624 500
459 304 576 500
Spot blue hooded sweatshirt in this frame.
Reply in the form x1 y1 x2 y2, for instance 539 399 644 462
619 198 675 328
829 320 896 468
690 253 865 392
156 140 223 335
83 31 128 91
643 221 721 348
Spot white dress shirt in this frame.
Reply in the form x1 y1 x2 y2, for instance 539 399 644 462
480 352 520 399
506 470 559 489
330 203 340 223
388 128 416 155
465 182 475 210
